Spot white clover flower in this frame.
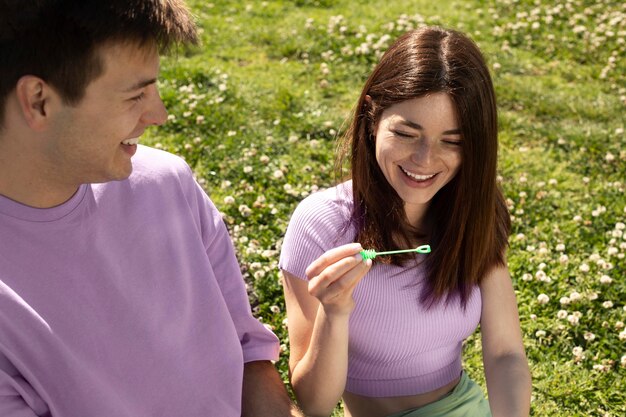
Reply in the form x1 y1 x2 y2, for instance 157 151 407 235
560 296 571 305
619 331 626 341
243 166 253 174
600 275 613 285
584 332 595 341
556 243 566 252
269 305 281 314
238 205 252 217
254 270 266 280
273 170 284 179
515 233 526 241
616 322 625 330
593 364 609 372
522 273 533 281
535 330 546 338
588 292 598 301
535 270 547 280
579 263 590 273
569 292 582 302
530 314 537 320
549 178 558 186
557 310 568 319
605 152 615 162
567 314 579 325
559 254 569 264
573 215 583 222
621 355 626 368
223 196 235 205
608 247 619 256
537 294 550 305
616 222 626 230
603 301 614 309
259 155 270 164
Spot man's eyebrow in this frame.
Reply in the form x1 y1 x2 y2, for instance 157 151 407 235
398 119 461 135
123 78 157 93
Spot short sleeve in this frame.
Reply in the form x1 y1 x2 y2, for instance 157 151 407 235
191 179 280 363
0 354 48 417
279 185 355 281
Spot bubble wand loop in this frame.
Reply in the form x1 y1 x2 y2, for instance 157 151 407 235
360 244 432 261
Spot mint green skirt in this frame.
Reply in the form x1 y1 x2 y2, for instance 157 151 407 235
387 372 491 417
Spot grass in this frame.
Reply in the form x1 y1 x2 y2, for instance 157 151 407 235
144 0 626 415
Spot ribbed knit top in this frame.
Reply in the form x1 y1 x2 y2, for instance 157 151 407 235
279 182 482 397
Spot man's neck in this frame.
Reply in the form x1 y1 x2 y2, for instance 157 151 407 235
0 138 79 209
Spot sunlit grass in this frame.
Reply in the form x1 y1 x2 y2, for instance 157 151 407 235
145 0 625 415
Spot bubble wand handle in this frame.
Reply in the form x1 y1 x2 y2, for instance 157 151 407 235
360 244 431 260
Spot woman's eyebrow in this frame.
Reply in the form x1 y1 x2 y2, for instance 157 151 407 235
398 119 461 135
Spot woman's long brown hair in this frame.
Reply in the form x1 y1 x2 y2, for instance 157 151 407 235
335 27 510 307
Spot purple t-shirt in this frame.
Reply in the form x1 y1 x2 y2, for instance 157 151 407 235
279 182 481 397
0 146 279 417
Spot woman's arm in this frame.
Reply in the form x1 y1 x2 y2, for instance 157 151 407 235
480 264 532 417
282 243 371 417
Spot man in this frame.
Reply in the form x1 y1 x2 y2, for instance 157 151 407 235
0 1 301 416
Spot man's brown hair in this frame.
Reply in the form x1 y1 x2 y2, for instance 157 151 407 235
0 0 198 126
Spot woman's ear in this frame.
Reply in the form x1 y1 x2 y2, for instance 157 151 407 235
15 75 58 131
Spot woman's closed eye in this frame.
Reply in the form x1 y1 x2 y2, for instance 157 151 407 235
392 130 417 139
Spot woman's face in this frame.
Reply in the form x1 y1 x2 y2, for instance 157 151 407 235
374 92 462 225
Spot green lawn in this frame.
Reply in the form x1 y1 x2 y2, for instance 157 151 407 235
145 0 626 415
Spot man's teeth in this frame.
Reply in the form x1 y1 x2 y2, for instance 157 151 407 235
401 167 436 181
122 138 139 146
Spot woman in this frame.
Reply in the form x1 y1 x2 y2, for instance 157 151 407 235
279 26 531 417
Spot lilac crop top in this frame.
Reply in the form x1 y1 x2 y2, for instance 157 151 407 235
279 181 482 397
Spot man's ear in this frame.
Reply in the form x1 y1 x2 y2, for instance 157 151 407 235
14 75 59 131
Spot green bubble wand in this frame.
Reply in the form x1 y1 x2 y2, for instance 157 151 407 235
360 244 432 260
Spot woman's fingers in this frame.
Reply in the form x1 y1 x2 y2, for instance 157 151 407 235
305 242 363 279
308 256 371 301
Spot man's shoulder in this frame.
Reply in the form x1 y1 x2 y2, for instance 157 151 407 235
132 145 190 174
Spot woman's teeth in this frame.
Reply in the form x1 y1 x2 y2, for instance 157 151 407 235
401 167 436 181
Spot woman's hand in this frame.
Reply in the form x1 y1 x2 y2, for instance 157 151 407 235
282 242 373 416
305 242 372 317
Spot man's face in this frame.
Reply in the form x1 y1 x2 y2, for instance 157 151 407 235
46 41 167 185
